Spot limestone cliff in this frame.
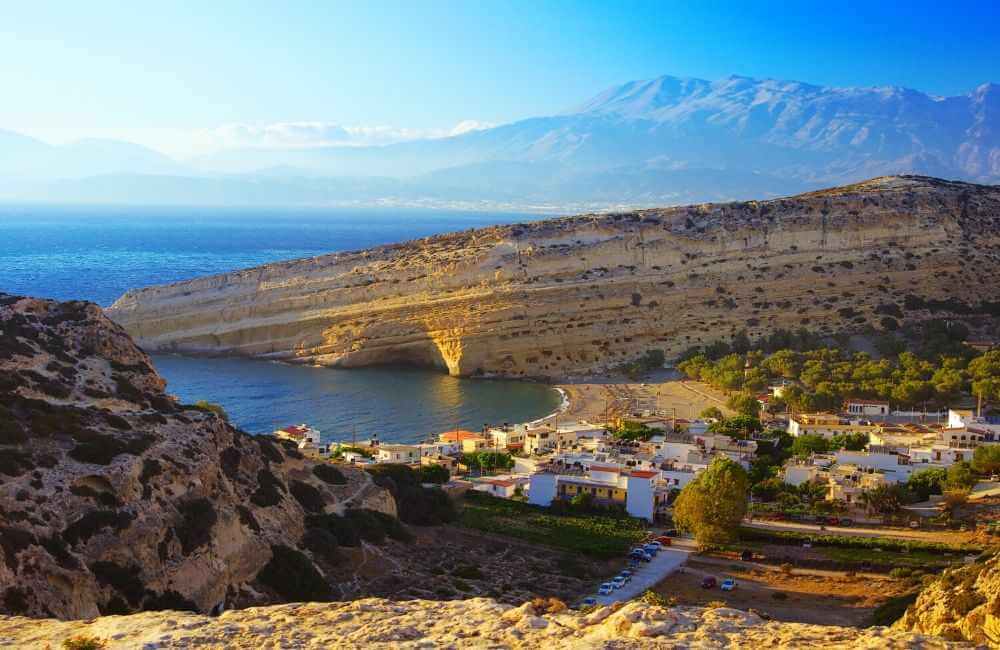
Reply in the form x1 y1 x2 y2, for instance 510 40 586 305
0 294 395 619
894 552 1000 647
107 175 1000 377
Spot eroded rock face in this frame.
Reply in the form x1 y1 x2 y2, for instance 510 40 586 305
0 598 966 649
0 294 392 619
107 175 1000 377
895 553 1000 647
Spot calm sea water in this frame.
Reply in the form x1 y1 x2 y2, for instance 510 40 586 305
0 204 561 442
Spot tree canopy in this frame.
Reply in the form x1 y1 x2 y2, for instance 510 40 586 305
672 457 749 546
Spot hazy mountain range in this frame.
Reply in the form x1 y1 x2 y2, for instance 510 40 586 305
2 74 998 209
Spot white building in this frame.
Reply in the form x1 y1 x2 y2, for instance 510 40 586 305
274 424 321 447
472 475 528 499
374 444 421 464
844 399 890 417
787 413 878 439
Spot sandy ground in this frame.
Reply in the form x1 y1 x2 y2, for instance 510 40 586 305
543 369 733 425
744 519 980 545
655 559 906 627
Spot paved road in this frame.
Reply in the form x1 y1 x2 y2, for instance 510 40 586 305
744 519 971 543
592 546 692 605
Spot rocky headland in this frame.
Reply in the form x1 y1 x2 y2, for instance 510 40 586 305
107 175 1000 378
0 294 397 619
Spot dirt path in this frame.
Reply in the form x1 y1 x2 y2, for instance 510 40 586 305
744 520 979 545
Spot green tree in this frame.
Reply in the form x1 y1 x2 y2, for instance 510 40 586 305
791 434 830 457
858 484 908 517
726 392 762 418
906 467 947 501
417 464 450 484
709 414 762 439
972 445 1000 475
945 461 977 490
672 457 749 546
700 406 724 421
829 432 869 451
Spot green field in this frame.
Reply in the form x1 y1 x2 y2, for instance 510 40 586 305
459 493 647 559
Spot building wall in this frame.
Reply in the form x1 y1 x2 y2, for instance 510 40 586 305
528 473 557 506
625 475 654 521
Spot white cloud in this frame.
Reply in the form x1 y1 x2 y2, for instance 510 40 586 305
13 119 499 159
449 120 496 136
194 119 497 152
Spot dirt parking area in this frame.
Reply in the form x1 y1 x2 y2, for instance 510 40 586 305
653 560 906 627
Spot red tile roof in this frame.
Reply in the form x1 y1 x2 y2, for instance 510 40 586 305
439 429 484 441
481 478 516 488
589 464 620 473
629 470 659 479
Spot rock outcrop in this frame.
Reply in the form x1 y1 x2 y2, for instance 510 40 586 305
895 552 1000 647
0 597 966 649
0 294 395 619
107 176 1000 378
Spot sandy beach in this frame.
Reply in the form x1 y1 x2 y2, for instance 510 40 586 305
539 369 734 426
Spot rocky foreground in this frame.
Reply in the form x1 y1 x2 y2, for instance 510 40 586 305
0 598 968 649
0 294 394 619
107 175 1000 377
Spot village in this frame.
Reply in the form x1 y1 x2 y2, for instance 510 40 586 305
270 377 1000 532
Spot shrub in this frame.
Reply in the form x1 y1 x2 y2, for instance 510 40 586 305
176 498 217 555
312 463 347 485
62 636 108 650
301 527 342 565
290 480 326 513
250 469 286 507
870 592 919 626
640 590 675 607
256 545 332 602
890 567 912 579
366 465 456 526
452 564 484 580
416 464 450 485
191 400 229 421
2 587 29 615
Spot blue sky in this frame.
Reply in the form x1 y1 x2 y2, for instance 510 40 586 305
3 0 998 156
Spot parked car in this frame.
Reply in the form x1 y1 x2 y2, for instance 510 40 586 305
620 570 634 579
643 543 660 556
655 536 673 546
839 518 853 527
598 583 614 596
611 576 627 589
720 578 737 591
701 576 717 589
662 528 679 536
630 548 652 562
579 597 597 608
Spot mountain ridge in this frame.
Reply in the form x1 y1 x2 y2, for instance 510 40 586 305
1 73 997 207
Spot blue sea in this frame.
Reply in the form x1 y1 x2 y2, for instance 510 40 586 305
0 204 561 442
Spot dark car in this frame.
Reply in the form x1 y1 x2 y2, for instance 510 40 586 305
701 576 717 589
839 518 853 527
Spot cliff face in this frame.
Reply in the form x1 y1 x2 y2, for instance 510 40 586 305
0 597 965 649
894 553 1000 646
107 176 1000 378
0 294 394 620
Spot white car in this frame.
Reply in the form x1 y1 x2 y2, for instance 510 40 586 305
598 583 614 595
611 576 627 589
720 578 737 592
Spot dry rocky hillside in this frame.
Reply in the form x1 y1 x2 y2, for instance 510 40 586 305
895 552 1000 647
0 294 400 619
108 175 1000 377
